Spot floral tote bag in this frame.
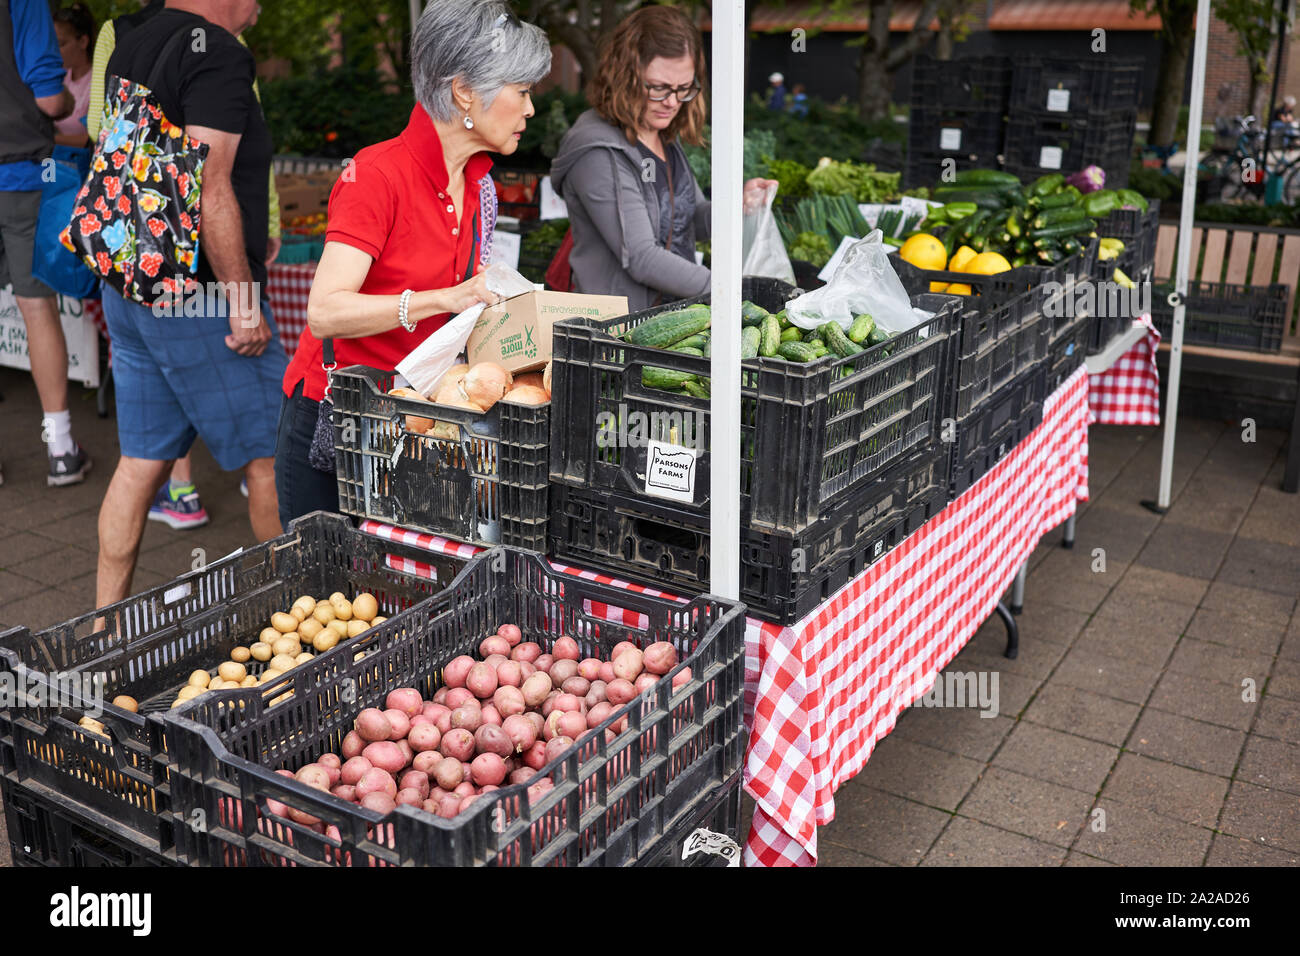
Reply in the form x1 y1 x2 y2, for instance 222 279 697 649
60 27 206 308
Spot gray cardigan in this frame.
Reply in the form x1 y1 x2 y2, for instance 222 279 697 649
550 110 711 312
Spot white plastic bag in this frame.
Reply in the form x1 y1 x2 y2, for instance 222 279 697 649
785 230 928 333
741 183 796 285
395 263 534 396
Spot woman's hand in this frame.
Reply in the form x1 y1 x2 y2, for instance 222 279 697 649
743 178 780 214
440 272 504 314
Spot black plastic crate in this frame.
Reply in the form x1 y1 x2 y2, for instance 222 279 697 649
948 366 1048 499
1094 200 1160 280
331 365 549 549
1086 245 1151 354
1003 109 1136 189
1150 281 1289 353
161 547 745 867
950 310 1050 419
640 772 742 867
893 253 1069 330
912 54 1013 112
1010 57 1143 114
549 278 959 536
0 512 465 861
3 777 179 866
908 106 1006 159
549 445 948 627
904 149 1003 190
1047 314 1092 392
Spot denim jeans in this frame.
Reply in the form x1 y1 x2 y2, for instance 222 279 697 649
274 380 341 529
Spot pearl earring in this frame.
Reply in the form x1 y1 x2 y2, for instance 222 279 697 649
463 113 474 130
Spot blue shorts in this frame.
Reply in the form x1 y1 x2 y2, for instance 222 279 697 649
101 284 289 469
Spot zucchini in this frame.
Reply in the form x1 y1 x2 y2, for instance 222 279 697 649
847 313 875 344
929 188 1008 211
1029 218 1096 240
642 367 696 391
1032 236 1063 253
1032 206 1088 230
957 209 991 243
741 301 769 326
1035 247 1061 265
1036 188 1082 211
682 379 711 400
671 334 708 352
741 325 761 360
1028 173 1065 198
1005 211 1022 238
953 169 1022 187
777 341 820 363
759 313 781 357
1060 236 1083 257
624 304 711 348
1011 254 1032 268
780 326 803 343
1013 236 1033 255
820 322 863 358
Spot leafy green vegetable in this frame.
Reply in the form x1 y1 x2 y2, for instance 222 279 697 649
789 231 834 267
765 158 812 199
682 126 777 193
806 159 901 204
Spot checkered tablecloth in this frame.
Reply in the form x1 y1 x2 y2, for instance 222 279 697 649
1086 315 1161 426
266 261 316 356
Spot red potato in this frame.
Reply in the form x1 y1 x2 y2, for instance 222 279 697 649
585 681 608 708
479 635 511 657
586 702 614 729
431 687 450 706
509 767 535 785
502 714 537 752
434 757 463 790
544 736 575 763
577 658 603 681
408 722 442 753
458 795 481 814
518 661 537 680
441 728 475 762
598 661 616 684
400 769 430 799
527 778 554 802
471 753 507 786
341 730 365 760
522 739 548 770
634 673 658 694
356 767 397 800
611 641 639 661
643 642 678 676
434 711 453 735
289 806 322 826
361 791 397 814
672 667 692 691
444 687 474 710
543 709 565 741
524 711 546 737
396 739 414 768
520 672 552 708
340 755 373 786
496 660 522 688
549 659 579 685
554 693 586 714
480 785 500 794
461 761 474 782
534 654 555 672
331 784 357 802
412 751 443 776
479 704 503 727
443 655 476 689
562 676 591 697
541 692 562 717
466 663 498 699
453 780 475 797
497 624 522 646
355 708 393 743
510 642 541 664
474 723 513 759
422 798 439 814
318 752 342 774
613 648 644 681
396 788 424 807
557 711 586 739
422 701 450 720
386 688 423 717
493 685 525 717
450 705 482 732
605 728 618 743
409 714 433 728
295 764 332 792
484 653 509 670
552 636 580 661
384 709 411 741
362 741 406 775
438 794 461 819
606 678 636 706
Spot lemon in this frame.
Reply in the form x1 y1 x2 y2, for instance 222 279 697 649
966 251 1013 276
899 234 946 272
947 245 978 272
929 281 949 293
946 283 973 295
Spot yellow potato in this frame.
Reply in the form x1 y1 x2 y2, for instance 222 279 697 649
270 654 299 672
352 593 378 622
354 652 366 662
79 716 106 734
297 618 323 641
346 620 369 638
208 678 226 691
112 695 139 713
250 642 273 662
217 661 247 683
312 631 339 652
312 604 336 625
328 620 349 638
230 646 252 664
259 668 283 683
188 670 211 688
331 598 353 622
170 699 184 709
271 612 298 634
260 627 281 644
240 675 258 687
272 636 300 657
371 616 387 626
294 595 317 615
290 606 307 623
272 691 294 706
294 652 314 664
178 685 203 701
329 592 346 604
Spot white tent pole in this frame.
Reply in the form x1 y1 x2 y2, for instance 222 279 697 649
1153 0 1212 512
409 0 422 33
709 0 743 600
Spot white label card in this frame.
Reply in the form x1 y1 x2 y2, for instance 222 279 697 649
681 828 741 866
1039 146 1063 170
490 230 521 270
539 176 569 220
644 439 698 503
939 128 962 151
1046 89 1071 112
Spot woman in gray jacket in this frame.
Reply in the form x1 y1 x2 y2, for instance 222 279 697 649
549 5 773 312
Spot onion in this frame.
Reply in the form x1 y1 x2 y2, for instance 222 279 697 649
503 384 549 406
388 387 434 434
462 362 513 411
542 362 552 396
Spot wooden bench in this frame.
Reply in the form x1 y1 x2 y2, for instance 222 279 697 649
1153 222 1300 492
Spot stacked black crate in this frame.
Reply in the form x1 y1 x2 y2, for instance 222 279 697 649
1004 57 1142 189
905 55 1012 189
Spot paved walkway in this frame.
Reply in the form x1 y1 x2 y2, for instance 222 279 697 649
2 367 1297 866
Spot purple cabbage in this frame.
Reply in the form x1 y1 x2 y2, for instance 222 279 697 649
1065 165 1106 194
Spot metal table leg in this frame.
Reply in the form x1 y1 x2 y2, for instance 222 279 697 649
995 602 1019 659
1010 562 1027 616
1062 513 1076 549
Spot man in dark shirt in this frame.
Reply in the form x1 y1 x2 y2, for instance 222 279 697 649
95 0 287 611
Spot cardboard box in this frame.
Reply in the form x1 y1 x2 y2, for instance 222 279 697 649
276 172 340 219
466 291 628 373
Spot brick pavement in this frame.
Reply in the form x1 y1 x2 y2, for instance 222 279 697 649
2 366 1297 867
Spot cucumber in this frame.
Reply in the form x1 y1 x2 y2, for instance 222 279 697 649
1028 173 1065 198
1060 236 1083 257
957 209 991 243
1036 186 1081 210
671 334 708 352
777 341 820 363
847 313 875 344
780 326 803 343
866 325 892 347
806 336 825 351
1032 206 1088 230
1029 218 1096 240
624 304 711 348
1032 236 1063 253
682 379 711 399
810 344 830 359
741 326 761 360
672 346 705 358
1035 247 1061 265
1013 236 1033 255
928 188 1008 211
741 301 769 326
820 321 863 358
642 367 696 391
952 169 1022 187
759 313 781 357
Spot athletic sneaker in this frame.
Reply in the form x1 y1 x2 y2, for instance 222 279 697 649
148 482 210 529
240 478 248 498
47 444 92 486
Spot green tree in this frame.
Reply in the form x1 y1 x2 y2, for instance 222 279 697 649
851 0 944 120
1131 0 1198 148
1215 0 1284 117
934 0 981 60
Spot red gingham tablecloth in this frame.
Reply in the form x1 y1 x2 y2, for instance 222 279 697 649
1086 315 1161 426
352 365 1092 868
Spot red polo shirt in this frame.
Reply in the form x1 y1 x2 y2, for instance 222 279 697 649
283 106 493 402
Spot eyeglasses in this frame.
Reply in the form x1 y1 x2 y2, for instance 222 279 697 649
645 81 701 103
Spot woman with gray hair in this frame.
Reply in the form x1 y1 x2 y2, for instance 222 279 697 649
275 0 551 526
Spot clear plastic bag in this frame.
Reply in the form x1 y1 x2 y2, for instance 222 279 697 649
741 182 796 285
785 230 929 333
396 264 534 396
